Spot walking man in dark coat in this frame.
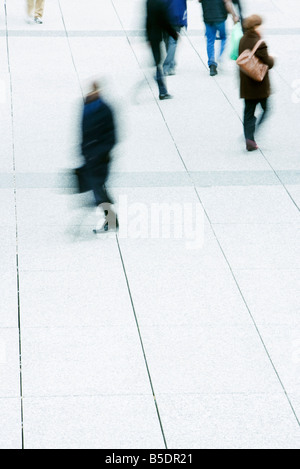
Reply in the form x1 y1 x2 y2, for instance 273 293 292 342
81 82 118 232
146 0 179 100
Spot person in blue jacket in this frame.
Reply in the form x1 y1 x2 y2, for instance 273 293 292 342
163 0 187 76
81 82 118 233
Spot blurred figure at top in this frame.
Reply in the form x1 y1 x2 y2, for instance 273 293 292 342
163 0 187 76
198 0 239 76
146 0 179 100
232 0 244 29
80 81 118 233
26 0 45 24
239 15 275 151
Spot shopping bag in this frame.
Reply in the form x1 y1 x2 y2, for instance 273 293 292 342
74 165 91 193
229 23 243 60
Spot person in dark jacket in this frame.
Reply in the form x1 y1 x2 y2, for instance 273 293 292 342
199 0 239 76
163 0 187 76
239 15 275 151
232 0 244 30
146 0 179 99
81 82 118 232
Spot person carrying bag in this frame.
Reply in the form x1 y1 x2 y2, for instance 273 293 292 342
238 15 275 151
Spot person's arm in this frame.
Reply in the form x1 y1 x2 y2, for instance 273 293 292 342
255 43 275 69
223 0 239 23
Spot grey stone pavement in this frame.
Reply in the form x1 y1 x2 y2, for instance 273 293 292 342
0 0 300 449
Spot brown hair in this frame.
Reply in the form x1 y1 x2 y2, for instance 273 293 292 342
243 14 263 32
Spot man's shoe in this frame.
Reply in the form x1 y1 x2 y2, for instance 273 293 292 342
159 93 173 100
209 65 218 76
164 69 176 76
93 221 119 234
34 17 43 24
26 15 35 24
246 139 258 151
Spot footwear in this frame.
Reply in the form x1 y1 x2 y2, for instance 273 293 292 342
93 210 119 234
34 17 43 24
26 15 34 24
209 64 218 76
164 69 176 76
246 139 258 151
93 219 119 234
159 94 173 100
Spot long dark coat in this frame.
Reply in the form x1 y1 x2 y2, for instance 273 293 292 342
239 30 274 100
80 96 116 200
146 0 178 43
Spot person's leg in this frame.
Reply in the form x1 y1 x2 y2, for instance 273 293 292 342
257 97 269 127
151 41 168 97
216 21 227 63
35 0 45 18
163 25 180 75
27 0 34 17
244 99 259 149
156 65 168 96
205 23 217 67
89 162 118 232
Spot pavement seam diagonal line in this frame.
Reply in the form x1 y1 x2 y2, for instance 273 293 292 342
193 186 300 429
115 236 168 450
111 0 168 449
4 0 24 450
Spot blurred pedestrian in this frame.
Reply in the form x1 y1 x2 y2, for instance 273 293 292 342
239 15 275 151
163 0 187 76
80 82 118 232
198 0 239 76
232 0 244 29
146 0 179 100
26 0 45 24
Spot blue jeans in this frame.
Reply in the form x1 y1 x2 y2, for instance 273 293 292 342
163 25 181 74
205 22 227 67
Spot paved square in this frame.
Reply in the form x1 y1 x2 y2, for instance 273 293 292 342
0 0 299 449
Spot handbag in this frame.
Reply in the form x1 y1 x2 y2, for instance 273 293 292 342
236 39 269 82
74 165 91 193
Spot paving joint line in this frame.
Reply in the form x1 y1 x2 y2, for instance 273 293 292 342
4 0 24 450
110 0 169 448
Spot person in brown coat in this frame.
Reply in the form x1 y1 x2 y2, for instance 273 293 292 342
239 15 275 151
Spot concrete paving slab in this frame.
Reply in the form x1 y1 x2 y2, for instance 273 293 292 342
0 328 21 398
0 271 18 328
0 226 17 272
21 326 152 397
139 324 282 395
16 225 120 272
22 394 165 449
0 190 16 226
18 269 136 328
257 325 300 396
157 392 300 449
0 398 22 449
234 269 300 326
213 223 300 270
196 185 300 224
